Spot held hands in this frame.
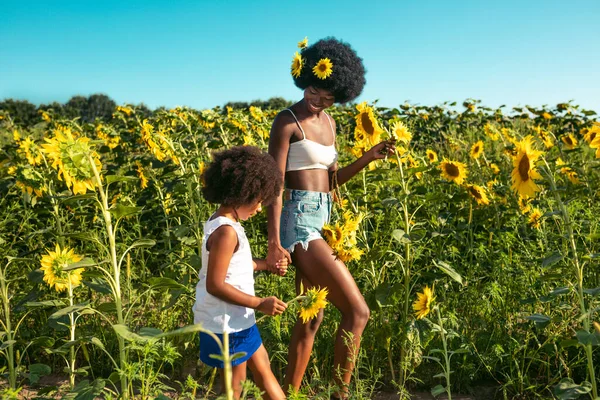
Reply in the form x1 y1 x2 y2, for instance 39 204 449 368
366 139 396 161
266 243 291 276
257 296 288 316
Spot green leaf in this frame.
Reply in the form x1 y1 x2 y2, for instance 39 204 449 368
63 378 106 400
0 340 16 350
554 378 592 399
433 260 463 285
61 194 96 204
64 257 97 271
106 175 138 185
113 323 206 342
576 330 599 346
149 277 186 290
583 287 600 297
26 300 64 308
542 252 563 268
431 384 446 397
110 204 142 220
583 253 600 260
392 229 411 244
526 314 551 323
28 363 51 385
83 280 112 294
128 239 156 249
50 304 91 319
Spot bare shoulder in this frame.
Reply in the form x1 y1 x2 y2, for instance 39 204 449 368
207 224 238 252
270 110 296 142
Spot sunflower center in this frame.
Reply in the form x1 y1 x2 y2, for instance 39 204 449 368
445 163 459 178
474 145 480 153
518 154 531 181
469 187 482 199
565 138 573 145
590 132 597 142
319 63 327 72
361 113 375 135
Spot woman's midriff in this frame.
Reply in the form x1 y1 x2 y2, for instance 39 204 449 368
285 169 330 193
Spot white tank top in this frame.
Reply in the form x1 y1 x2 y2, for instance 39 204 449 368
193 216 256 333
285 108 338 172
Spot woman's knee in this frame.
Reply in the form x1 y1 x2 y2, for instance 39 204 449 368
345 300 370 329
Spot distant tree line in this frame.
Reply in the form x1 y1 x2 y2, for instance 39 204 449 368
0 94 293 126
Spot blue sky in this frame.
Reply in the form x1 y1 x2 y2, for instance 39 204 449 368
1 0 599 112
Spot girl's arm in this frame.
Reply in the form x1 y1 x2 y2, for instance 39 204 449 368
253 258 288 275
206 226 287 315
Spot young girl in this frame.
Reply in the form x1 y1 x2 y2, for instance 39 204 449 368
193 146 288 400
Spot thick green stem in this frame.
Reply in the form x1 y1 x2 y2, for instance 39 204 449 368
223 332 234 400
1 267 16 389
437 307 452 400
89 156 128 398
68 281 76 388
543 161 597 398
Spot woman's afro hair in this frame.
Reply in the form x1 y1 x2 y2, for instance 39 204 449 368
202 146 282 208
293 37 366 103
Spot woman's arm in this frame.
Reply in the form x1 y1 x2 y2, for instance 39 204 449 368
266 113 293 271
331 140 396 189
206 226 287 315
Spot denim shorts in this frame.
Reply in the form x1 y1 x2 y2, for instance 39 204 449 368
280 189 332 253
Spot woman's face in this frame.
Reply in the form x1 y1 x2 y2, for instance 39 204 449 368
304 86 335 114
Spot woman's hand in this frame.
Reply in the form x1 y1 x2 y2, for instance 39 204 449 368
267 243 291 276
366 140 396 161
257 296 288 316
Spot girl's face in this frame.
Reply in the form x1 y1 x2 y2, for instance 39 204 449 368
304 86 335 114
236 200 263 221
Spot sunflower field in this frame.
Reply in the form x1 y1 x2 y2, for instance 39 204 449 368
0 99 599 399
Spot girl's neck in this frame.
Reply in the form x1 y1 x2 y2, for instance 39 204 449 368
215 205 239 223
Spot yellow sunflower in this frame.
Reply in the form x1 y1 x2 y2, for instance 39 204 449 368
591 136 600 158
583 123 599 143
490 163 500 175
312 58 333 80
439 159 468 185
470 141 484 160
13 129 21 142
40 244 84 292
354 102 384 146
115 105 133 116
140 119 179 165
533 126 554 149
135 161 148 189
322 212 364 262
14 165 46 198
561 134 578 150
299 287 328 323
518 195 531 214
291 52 304 78
527 208 543 229
426 149 438 163
510 136 543 199
297 36 308 49
542 112 552 120
413 286 435 320
17 136 43 166
484 123 500 141
41 126 102 195
467 184 490 206
390 120 412 144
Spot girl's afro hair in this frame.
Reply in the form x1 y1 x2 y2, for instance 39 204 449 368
202 146 282 208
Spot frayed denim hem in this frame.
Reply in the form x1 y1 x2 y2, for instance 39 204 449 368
285 233 322 253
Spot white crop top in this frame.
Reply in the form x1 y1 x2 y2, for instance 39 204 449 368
285 108 338 172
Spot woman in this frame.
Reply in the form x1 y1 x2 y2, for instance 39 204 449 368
266 37 395 398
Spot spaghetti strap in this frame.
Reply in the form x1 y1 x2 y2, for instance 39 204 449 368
285 108 306 140
324 112 335 141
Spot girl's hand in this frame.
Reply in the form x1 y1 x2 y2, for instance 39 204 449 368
267 243 291 275
366 140 396 161
257 296 288 316
275 257 289 276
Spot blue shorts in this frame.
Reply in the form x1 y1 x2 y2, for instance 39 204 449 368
199 324 262 368
280 189 332 253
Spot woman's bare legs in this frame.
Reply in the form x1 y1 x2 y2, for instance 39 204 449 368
284 239 370 398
